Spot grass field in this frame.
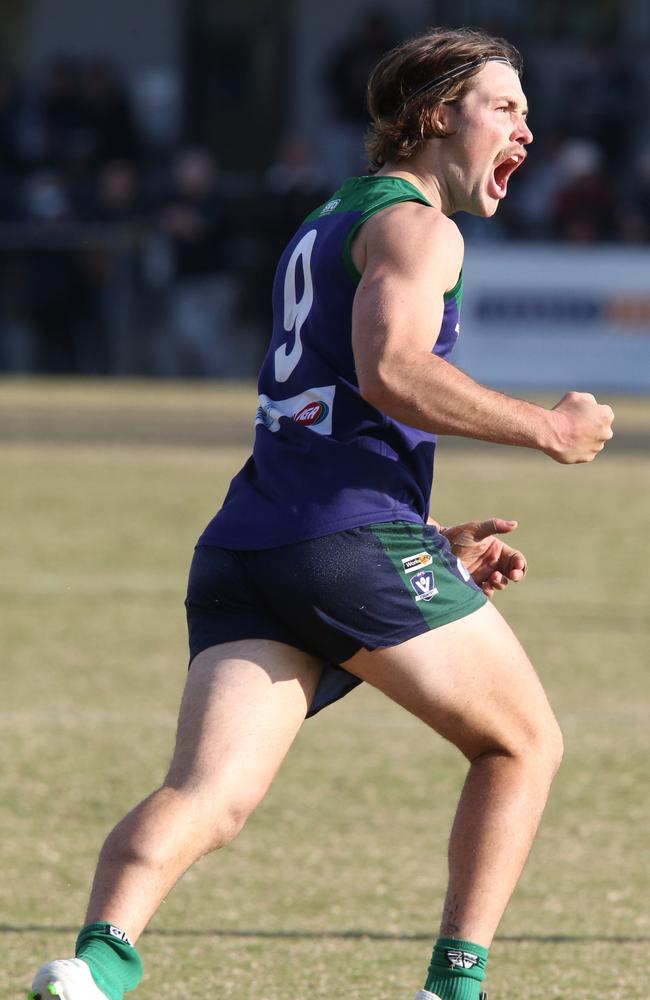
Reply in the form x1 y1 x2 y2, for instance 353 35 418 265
2 379 649 1000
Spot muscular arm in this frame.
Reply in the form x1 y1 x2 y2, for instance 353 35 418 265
351 202 613 463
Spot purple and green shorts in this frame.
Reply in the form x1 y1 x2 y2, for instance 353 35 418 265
185 519 486 716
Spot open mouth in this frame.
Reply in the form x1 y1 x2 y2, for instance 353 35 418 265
489 152 525 199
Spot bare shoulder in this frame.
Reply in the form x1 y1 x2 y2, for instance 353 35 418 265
354 201 463 293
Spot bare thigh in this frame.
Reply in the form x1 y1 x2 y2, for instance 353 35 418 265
165 639 323 816
344 601 562 763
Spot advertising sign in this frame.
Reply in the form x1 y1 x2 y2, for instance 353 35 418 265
456 245 650 392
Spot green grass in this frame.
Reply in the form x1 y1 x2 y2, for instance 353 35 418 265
2 380 649 999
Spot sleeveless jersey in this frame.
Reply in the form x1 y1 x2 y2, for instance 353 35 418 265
200 175 463 550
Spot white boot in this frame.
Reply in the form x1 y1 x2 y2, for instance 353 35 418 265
31 958 110 1000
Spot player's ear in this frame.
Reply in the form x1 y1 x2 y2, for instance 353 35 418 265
431 99 457 136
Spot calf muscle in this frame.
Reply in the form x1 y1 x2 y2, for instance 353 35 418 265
344 602 562 946
84 641 323 941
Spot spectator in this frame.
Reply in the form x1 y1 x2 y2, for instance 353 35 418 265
563 40 640 171
321 8 398 182
2 65 49 177
76 160 147 374
501 133 567 239
0 64 22 172
79 58 138 167
2 41 650 379
19 168 73 224
130 67 182 153
93 159 142 222
551 138 615 242
151 147 237 376
40 55 84 168
254 133 329 304
264 134 329 200
0 66 22 220
15 169 90 373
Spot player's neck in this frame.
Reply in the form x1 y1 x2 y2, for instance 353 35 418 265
376 159 447 214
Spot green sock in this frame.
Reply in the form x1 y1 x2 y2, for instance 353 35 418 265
75 923 143 1000
423 937 489 1000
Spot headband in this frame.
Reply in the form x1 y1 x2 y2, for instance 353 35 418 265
400 55 512 113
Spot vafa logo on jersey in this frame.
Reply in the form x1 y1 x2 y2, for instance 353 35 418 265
410 569 438 602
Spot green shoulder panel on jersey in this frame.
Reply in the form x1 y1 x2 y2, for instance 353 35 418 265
445 268 464 309
306 176 462 302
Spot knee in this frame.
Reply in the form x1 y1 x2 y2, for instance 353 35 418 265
199 796 253 853
470 711 564 785
515 712 564 783
531 714 564 780
106 783 262 867
164 782 263 855
549 716 564 773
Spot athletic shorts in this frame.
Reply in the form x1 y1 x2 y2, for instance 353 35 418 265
185 519 487 717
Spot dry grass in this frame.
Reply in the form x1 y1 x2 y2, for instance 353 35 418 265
2 380 649 999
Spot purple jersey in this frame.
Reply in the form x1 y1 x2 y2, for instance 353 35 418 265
200 175 463 549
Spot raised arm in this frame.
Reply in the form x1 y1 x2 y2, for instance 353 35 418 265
351 201 614 463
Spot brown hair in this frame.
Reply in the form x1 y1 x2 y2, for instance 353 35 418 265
365 27 523 172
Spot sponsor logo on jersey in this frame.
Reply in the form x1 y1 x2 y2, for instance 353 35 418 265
410 569 438 602
445 949 479 971
402 551 433 573
255 385 335 435
293 400 330 426
320 199 341 214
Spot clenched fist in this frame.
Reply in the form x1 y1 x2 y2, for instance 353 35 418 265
546 391 614 464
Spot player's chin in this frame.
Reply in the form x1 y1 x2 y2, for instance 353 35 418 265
480 198 500 217
478 174 508 215
465 182 502 217
467 196 500 218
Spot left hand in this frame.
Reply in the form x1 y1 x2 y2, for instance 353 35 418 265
441 518 527 598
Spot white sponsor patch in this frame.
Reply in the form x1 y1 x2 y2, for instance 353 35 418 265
401 551 433 573
255 385 335 435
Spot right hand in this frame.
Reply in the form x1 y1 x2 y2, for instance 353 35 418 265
547 391 615 464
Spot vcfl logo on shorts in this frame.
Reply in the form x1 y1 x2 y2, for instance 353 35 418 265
410 569 438 602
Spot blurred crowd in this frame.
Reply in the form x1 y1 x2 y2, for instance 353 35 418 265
0 56 245 375
320 12 650 244
478 37 650 245
1 30 650 375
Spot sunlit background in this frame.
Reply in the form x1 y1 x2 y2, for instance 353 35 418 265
1 0 650 387
3 7 650 999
